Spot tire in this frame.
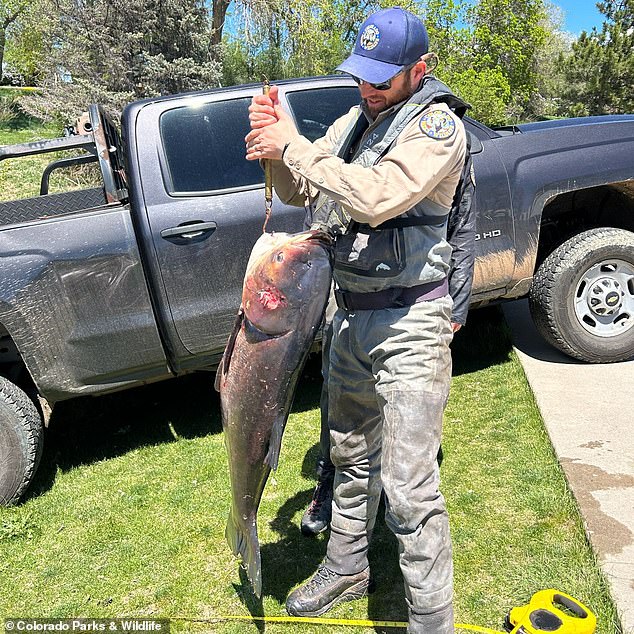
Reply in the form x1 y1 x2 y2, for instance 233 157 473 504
0 377 44 505
529 227 634 363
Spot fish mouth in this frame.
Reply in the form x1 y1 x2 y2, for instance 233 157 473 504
284 230 332 249
304 230 333 247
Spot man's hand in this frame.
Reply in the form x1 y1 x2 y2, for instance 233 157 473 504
248 85 279 129
451 323 462 333
246 85 301 161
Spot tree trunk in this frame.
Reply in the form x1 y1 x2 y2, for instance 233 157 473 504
1 11 21 83
211 0 231 46
0 27 5 83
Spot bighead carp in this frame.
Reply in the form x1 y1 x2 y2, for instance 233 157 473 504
215 230 332 597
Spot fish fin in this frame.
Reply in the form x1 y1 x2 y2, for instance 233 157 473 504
264 414 286 471
226 511 262 597
215 309 244 392
243 315 290 343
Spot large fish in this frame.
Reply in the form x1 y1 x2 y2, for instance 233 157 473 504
215 229 332 597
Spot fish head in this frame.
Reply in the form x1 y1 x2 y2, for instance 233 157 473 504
243 230 332 335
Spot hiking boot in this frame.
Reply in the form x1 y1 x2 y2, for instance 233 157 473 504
286 564 370 617
300 475 333 536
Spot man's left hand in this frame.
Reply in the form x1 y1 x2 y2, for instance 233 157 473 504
245 103 300 161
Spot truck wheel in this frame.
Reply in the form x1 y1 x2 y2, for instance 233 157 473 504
0 377 44 505
529 227 634 363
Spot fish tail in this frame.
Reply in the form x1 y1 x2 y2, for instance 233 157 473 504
226 511 262 598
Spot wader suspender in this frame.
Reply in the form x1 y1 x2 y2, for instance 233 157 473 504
343 94 455 234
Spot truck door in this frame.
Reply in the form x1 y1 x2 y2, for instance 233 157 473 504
127 81 359 371
465 120 516 297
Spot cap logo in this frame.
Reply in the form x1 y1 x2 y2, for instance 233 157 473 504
359 24 380 51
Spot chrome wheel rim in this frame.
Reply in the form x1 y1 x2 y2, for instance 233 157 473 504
574 259 634 338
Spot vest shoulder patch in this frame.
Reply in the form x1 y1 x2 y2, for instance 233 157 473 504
419 109 456 140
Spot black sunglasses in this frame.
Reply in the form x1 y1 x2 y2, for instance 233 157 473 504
350 63 417 91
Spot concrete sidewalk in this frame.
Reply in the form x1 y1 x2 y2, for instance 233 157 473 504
502 299 634 634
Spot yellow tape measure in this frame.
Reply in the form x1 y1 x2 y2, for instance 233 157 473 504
508 590 596 634
172 589 594 634
173 614 504 633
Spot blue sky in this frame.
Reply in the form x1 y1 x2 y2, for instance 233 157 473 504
555 0 604 34
223 1 606 40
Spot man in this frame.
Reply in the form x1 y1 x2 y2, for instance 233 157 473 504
246 7 469 633
300 143 476 537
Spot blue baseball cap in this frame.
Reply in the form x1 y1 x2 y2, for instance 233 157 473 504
336 7 429 84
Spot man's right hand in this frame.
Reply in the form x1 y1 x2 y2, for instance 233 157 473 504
249 85 280 130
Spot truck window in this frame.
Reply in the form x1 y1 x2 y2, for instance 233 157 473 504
160 98 263 194
286 87 360 142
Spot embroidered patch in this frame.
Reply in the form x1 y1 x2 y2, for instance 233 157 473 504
359 24 380 50
419 109 456 140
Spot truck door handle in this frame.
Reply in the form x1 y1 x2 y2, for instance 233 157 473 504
160 221 217 240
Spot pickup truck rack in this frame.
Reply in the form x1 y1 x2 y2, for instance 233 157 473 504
0 104 127 226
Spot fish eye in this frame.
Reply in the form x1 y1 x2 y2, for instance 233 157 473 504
275 252 284 263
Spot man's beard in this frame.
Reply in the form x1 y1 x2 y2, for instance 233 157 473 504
363 72 414 118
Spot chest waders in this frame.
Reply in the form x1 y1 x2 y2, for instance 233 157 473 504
315 76 467 634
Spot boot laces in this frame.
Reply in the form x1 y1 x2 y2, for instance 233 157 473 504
308 479 332 514
306 564 337 591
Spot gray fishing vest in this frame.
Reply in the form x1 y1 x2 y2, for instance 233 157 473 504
311 76 468 294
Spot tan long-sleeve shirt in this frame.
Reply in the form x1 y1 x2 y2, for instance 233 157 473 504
270 100 466 228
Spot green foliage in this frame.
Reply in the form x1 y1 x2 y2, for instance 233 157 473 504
5 0 627 126
0 0 29 24
0 92 19 123
450 67 511 126
222 0 405 84
466 0 548 121
423 0 471 75
2 0 45 85
20 0 222 123
222 0 561 125
529 2 572 119
0 0 34 83
559 0 634 116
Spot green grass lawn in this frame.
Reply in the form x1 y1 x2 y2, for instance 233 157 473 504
0 308 621 633
0 101 101 201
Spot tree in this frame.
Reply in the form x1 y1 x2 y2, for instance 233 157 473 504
423 0 470 77
451 67 511 126
466 0 548 120
222 0 371 84
21 0 222 122
3 0 49 85
222 0 414 85
528 2 572 119
559 0 634 116
0 0 31 82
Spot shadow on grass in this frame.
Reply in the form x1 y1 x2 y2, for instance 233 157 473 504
1 112 41 131
26 358 325 504
367 501 408 632
451 305 513 376
26 372 223 502
247 490 407 632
